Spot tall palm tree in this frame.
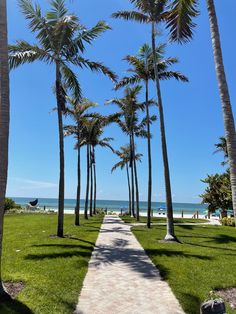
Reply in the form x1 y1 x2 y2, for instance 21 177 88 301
115 43 187 227
167 0 236 224
0 0 10 300
112 0 189 240
107 86 147 219
9 0 117 237
214 136 228 166
64 97 97 225
112 145 142 216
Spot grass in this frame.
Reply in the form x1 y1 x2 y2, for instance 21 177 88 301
120 214 208 224
132 223 236 314
0 213 103 314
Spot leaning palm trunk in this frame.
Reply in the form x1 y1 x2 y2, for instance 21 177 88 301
151 22 176 241
56 62 65 238
84 144 90 219
75 134 81 226
132 135 140 221
126 163 131 215
89 146 93 217
0 0 10 299
93 154 97 215
207 0 236 225
145 79 152 228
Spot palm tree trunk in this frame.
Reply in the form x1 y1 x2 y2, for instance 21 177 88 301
56 61 65 238
93 147 97 215
132 134 140 221
145 79 152 228
89 145 93 217
75 134 81 226
151 22 177 241
207 0 236 225
84 144 90 219
130 136 135 217
126 163 131 215
0 0 10 299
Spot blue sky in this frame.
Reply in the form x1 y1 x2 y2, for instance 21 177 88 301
6 0 236 203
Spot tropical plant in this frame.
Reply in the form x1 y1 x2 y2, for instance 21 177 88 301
0 0 10 300
115 43 187 227
107 85 148 220
112 0 190 240
9 0 117 237
214 136 228 166
64 97 98 225
80 117 114 218
200 170 232 216
112 145 142 215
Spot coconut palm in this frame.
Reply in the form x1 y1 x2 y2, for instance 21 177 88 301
64 97 98 225
167 0 236 224
0 0 10 300
80 117 114 218
107 86 148 220
112 145 142 215
115 43 187 227
112 0 190 240
9 0 117 237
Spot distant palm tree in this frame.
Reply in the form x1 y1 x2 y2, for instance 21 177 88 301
81 117 114 218
9 0 117 237
64 97 98 225
0 0 10 300
214 136 228 166
115 43 187 227
112 0 189 240
107 86 147 220
112 145 142 215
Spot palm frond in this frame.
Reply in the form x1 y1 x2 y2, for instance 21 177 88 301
114 75 140 90
159 70 188 82
60 63 82 101
112 10 150 23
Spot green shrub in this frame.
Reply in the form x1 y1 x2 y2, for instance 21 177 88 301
4 198 21 212
220 217 235 227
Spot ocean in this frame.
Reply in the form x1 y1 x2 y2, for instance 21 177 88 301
12 197 208 215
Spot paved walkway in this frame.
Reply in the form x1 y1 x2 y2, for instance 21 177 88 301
75 215 184 314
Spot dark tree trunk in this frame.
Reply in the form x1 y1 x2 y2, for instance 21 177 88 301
132 134 140 221
145 79 152 228
207 0 236 226
89 146 93 217
151 22 177 241
56 61 65 238
93 147 97 215
84 144 90 219
126 163 131 215
0 0 10 299
130 136 135 217
75 133 81 226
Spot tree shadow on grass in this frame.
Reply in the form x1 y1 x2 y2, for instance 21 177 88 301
32 244 92 250
180 292 202 314
25 250 92 260
0 298 34 314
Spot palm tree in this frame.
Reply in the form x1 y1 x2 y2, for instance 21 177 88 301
112 1 189 240
214 136 228 166
167 0 236 224
64 97 97 225
0 0 10 300
112 145 142 215
9 0 117 237
115 43 187 227
107 86 147 219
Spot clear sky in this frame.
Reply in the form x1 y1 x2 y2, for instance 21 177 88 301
6 0 236 203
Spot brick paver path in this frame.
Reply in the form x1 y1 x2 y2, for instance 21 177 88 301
75 215 184 314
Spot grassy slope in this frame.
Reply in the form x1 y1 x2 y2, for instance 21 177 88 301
132 224 236 314
0 213 103 314
120 215 208 224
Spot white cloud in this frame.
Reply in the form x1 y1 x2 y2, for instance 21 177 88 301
9 177 57 189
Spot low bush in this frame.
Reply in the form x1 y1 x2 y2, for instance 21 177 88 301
221 217 235 227
4 198 21 212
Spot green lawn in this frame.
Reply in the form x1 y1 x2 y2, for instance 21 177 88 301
0 213 103 314
120 214 208 224
132 224 236 314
